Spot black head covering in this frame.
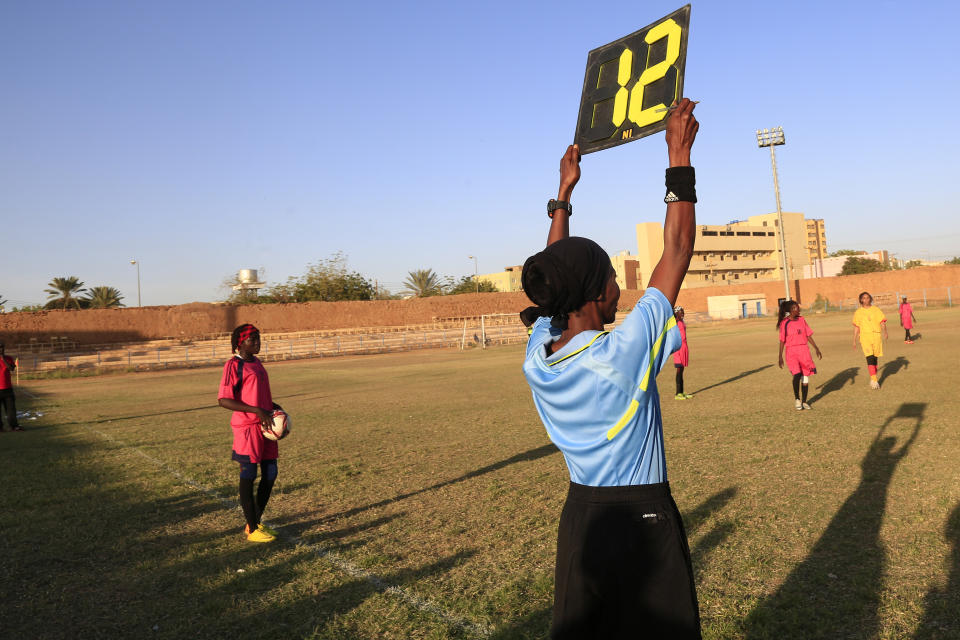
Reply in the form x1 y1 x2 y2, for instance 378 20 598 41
521 237 614 329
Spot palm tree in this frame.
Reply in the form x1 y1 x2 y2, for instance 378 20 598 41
402 269 442 297
84 286 125 308
44 276 87 309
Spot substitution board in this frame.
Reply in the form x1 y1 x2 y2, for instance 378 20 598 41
574 5 691 154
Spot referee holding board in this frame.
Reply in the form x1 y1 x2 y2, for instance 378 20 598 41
521 97 700 638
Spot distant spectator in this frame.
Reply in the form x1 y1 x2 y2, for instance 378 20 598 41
0 341 22 431
673 306 693 399
898 297 917 344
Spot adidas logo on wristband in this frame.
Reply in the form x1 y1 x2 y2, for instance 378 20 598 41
664 191 680 202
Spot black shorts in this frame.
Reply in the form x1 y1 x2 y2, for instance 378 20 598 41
551 481 701 639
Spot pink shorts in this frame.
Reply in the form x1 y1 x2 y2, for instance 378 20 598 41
784 346 817 376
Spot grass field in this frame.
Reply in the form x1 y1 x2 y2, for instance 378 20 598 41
3 307 960 639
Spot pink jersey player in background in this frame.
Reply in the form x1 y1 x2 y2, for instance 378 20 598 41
777 300 823 410
898 297 917 343
673 306 693 399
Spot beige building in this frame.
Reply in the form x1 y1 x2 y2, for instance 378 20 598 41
610 251 642 291
805 218 828 263
475 265 523 292
635 212 826 289
473 252 644 294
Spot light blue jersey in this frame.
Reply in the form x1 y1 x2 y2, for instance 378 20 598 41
522 287 680 486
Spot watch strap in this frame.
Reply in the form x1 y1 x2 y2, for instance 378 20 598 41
547 199 572 218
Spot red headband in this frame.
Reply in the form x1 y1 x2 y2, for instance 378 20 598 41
237 325 259 346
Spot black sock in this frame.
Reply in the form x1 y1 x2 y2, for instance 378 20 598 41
905 329 911 340
792 374 801 399
239 477 258 531
256 478 276 523
801 384 809 403
676 368 684 395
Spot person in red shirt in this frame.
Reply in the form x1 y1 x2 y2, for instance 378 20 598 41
898 296 917 343
217 324 284 543
0 341 23 431
777 301 823 410
673 306 693 399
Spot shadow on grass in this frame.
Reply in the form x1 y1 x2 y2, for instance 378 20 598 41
689 364 772 396
879 356 909 386
320 443 559 523
489 607 553 640
744 402 925 639
686 487 739 577
0 422 485 639
807 367 858 405
46 404 219 428
915 500 960 639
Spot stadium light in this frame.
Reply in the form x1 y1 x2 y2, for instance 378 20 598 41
130 259 141 307
468 255 478 293
755 126 791 302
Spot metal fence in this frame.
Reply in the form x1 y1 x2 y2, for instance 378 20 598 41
808 286 954 313
14 318 533 374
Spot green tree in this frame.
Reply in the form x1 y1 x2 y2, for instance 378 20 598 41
44 276 87 309
840 257 887 276
445 275 499 295
403 269 443 297
84 286 125 308
829 249 862 257
944 256 960 265
245 252 374 304
902 260 924 269
12 304 44 312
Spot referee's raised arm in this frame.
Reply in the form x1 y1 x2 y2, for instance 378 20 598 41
546 144 581 247
647 98 699 307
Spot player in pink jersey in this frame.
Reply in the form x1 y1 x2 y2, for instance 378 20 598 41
673 306 693 399
218 324 285 543
898 297 917 343
777 301 823 410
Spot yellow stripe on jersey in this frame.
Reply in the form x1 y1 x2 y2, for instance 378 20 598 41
606 399 640 441
607 315 678 440
548 331 610 366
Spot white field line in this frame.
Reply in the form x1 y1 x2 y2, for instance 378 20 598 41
82 424 494 638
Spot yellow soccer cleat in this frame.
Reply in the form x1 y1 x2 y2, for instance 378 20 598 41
258 523 279 537
245 524 275 543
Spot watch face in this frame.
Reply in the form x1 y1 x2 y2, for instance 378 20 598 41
574 5 691 155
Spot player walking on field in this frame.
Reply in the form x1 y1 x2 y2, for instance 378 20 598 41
899 296 917 343
673 306 693 399
777 300 822 410
852 291 888 390
218 324 285 543
521 98 701 639
0 341 23 431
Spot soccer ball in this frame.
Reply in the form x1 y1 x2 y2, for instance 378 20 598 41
262 409 290 441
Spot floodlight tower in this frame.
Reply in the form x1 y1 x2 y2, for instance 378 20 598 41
468 255 479 293
756 126 791 303
130 259 141 307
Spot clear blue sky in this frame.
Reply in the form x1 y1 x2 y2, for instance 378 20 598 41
2 0 959 307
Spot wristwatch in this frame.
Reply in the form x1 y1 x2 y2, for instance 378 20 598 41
547 199 572 218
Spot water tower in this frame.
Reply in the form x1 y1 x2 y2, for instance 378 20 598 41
232 269 266 299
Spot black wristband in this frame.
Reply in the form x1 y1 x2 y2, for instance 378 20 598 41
547 199 572 218
664 166 697 203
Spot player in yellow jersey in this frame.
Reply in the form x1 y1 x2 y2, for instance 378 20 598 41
852 291 887 389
